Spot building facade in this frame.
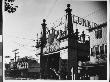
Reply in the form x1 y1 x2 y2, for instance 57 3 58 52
81 22 107 80
89 22 107 63
5 56 40 79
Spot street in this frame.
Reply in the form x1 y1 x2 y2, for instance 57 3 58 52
5 76 40 80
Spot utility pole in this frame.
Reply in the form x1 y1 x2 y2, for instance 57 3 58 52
40 19 47 79
12 49 19 63
65 4 78 80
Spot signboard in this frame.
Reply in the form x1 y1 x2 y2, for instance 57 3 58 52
43 28 68 55
43 39 60 54
73 15 98 29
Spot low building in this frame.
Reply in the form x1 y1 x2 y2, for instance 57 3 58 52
81 22 107 80
89 22 107 63
5 56 40 78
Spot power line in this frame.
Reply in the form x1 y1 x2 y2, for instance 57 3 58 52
83 7 106 19
13 41 34 48
48 6 106 28
4 33 36 41
13 41 36 54
45 0 59 19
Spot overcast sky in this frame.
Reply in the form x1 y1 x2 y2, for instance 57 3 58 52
3 0 107 63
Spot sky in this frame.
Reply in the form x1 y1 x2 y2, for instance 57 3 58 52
3 0 107 63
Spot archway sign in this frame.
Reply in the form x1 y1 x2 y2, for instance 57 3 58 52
73 14 98 29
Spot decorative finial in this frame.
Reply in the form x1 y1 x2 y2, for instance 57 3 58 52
43 19 46 23
67 4 70 8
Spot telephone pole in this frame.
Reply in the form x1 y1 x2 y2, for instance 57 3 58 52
12 49 19 63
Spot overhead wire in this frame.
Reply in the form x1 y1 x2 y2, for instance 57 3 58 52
47 6 106 31
82 7 107 24
4 2 107 59
83 8 105 18
13 41 36 52
45 0 59 19
4 33 36 42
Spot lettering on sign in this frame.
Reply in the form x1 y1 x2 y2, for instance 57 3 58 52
73 15 98 29
43 39 60 54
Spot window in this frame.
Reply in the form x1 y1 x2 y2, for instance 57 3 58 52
91 48 94 56
98 29 102 39
95 46 99 55
95 30 98 39
100 45 104 54
105 45 107 53
95 28 102 39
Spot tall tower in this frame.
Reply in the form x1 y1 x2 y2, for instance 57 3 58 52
65 4 78 80
40 19 47 78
